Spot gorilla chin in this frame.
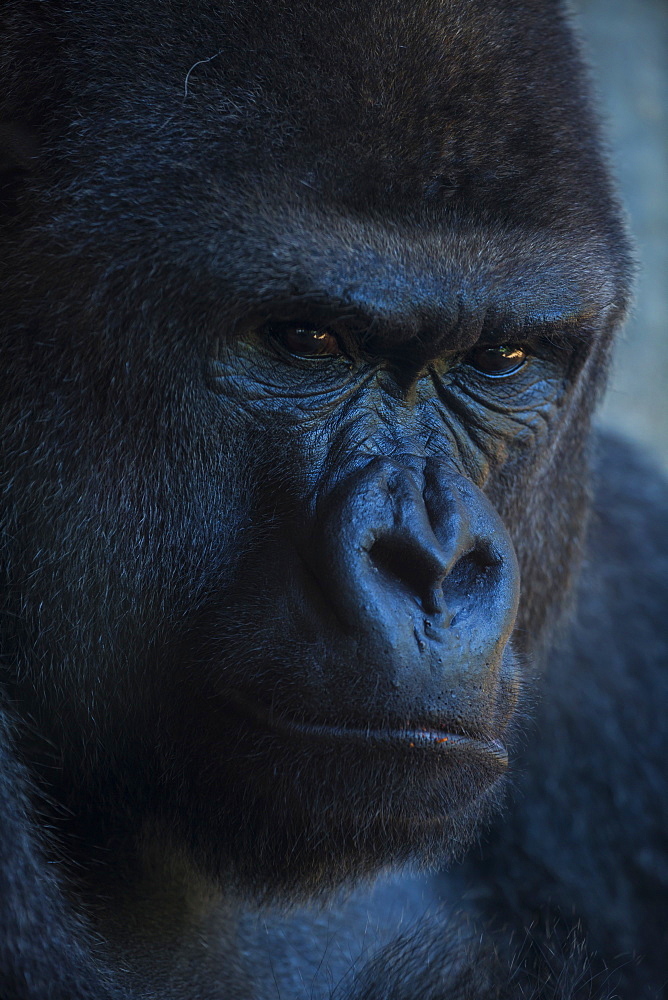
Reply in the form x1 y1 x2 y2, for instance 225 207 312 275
196 716 510 900
181 676 519 897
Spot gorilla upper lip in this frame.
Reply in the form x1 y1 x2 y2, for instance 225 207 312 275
223 691 509 769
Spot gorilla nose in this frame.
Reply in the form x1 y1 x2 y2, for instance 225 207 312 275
364 464 466 620
307 457 520 720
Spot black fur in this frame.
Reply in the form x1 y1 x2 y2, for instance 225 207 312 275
1 1 666 998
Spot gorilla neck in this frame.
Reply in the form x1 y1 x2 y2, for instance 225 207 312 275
70 830 252 999
65 822 440 1000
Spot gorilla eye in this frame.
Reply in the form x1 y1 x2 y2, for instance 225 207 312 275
267 324 342 359
467 344 527 378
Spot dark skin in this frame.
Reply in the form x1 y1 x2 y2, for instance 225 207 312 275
3 1 666 998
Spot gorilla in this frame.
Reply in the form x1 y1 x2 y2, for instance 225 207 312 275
1 0 667 998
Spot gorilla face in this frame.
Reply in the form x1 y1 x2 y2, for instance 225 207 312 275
0 0 631 899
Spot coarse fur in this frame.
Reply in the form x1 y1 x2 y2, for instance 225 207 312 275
0 1 666 998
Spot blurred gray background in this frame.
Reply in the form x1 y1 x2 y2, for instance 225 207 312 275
576 0 667 468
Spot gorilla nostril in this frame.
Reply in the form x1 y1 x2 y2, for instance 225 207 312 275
443 544 500 599
369 532 448 612
370 535 422 591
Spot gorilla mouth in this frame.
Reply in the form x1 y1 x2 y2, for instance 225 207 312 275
223 692 509 772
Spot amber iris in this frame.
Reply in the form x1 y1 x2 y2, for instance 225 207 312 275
468 344 527 377
270 325 341 358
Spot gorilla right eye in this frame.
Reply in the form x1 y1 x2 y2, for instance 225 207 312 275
267 323 342 359
467 344 528 378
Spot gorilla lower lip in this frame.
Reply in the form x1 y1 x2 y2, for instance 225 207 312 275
225 694 508 768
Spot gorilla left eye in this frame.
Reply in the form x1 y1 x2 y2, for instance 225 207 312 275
467 344 528 378
267 324 342 359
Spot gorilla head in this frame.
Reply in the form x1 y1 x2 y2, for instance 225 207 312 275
0 0 631 907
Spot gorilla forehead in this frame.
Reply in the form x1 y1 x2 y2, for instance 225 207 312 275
36 0 620 233
13 0 631 358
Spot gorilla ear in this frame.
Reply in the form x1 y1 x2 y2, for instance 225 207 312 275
0 120 39 214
